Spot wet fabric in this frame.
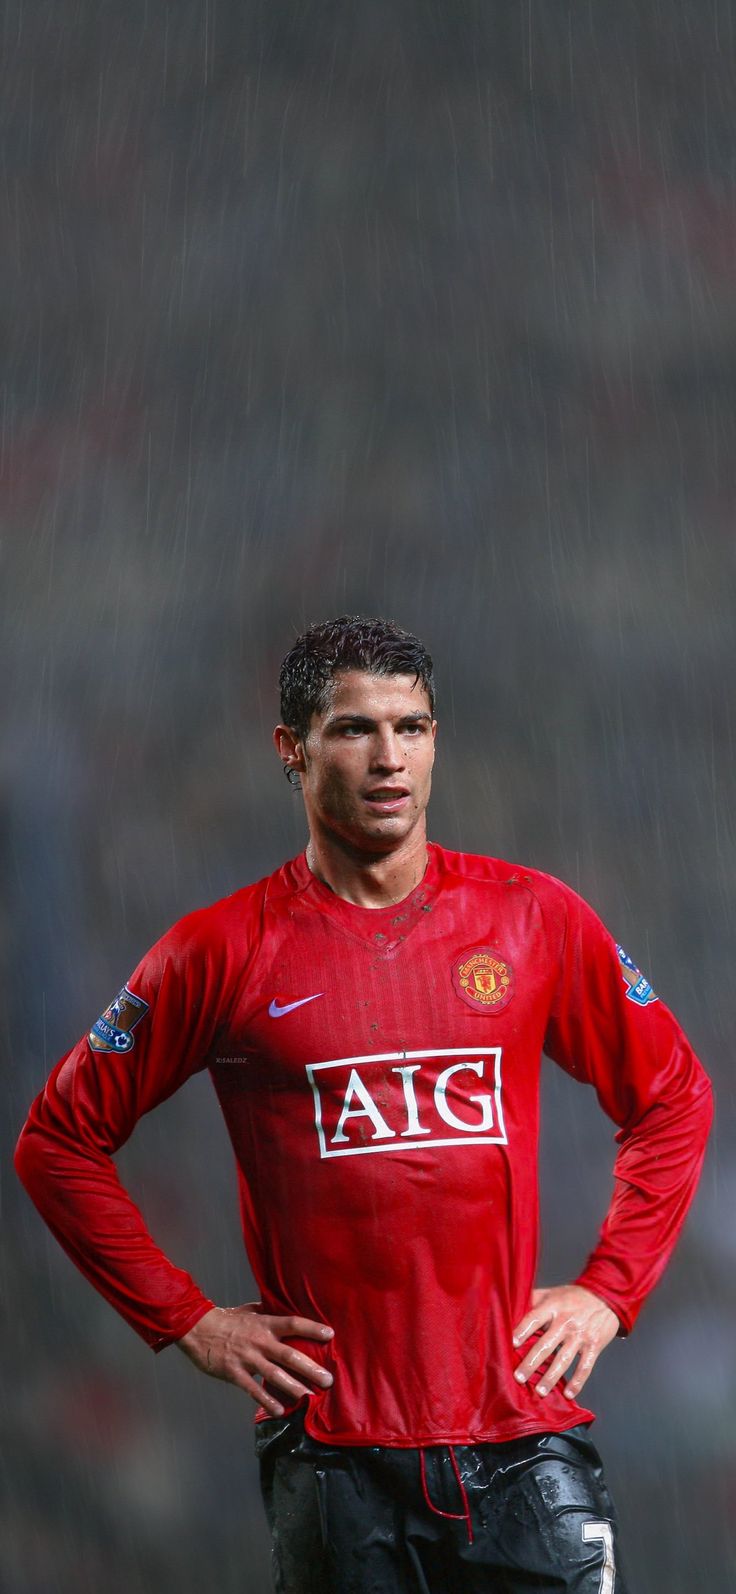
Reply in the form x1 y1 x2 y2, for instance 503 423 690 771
257 1413 629 1593
16 843 711 1443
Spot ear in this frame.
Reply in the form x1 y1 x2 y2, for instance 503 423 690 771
273 723 307 777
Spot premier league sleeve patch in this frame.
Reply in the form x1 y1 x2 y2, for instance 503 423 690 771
88 985 149 1053
616 945 658 1007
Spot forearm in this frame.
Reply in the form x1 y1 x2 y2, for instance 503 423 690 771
15 1117 213 1349
575 1064 713 1333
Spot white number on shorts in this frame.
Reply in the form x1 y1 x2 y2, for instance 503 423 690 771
582 1521 615 1594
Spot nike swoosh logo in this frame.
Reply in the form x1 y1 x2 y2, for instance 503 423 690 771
268 994 324 1018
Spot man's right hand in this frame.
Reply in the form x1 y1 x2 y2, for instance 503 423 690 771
176 1304 335 1416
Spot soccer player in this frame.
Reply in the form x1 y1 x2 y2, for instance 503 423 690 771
16 616 712 1593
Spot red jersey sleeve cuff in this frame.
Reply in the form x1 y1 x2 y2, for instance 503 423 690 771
150 1296 215 1353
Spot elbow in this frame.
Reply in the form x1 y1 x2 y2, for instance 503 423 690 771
678 1061 714 1165
14 1116 57 1208
14 1121 39 1198
691 1057 715 1133
701 1069 715 1137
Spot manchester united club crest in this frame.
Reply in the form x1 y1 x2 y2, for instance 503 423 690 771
452 947 515 1014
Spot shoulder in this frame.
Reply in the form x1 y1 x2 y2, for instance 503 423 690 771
431 842 575 906
431 844 595 949
141 858 298 973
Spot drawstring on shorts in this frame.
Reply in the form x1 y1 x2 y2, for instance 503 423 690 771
419 1446 474 1545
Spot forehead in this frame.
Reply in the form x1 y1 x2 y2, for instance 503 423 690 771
318 670 433 722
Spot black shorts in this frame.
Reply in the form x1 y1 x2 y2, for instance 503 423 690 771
256 1413 628 1593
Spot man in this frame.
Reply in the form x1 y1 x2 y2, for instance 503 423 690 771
16 616 712 1593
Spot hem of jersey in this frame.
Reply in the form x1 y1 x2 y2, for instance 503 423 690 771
254 1402 596 1447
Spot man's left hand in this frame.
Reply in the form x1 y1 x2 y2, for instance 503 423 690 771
512 1285 620 1400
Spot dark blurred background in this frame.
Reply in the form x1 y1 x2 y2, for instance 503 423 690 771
2 2 735 1589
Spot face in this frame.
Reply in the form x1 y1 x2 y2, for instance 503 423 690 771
275 670 437 855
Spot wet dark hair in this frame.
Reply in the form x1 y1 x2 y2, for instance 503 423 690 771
279 615 435 743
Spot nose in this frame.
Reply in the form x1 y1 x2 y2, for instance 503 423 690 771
370 728 405 771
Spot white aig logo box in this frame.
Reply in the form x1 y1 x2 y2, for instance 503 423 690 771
305 1048 506 1159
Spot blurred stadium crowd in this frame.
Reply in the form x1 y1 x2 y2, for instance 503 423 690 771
2 2 735 1590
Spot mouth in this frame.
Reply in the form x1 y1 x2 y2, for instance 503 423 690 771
362 787 411 814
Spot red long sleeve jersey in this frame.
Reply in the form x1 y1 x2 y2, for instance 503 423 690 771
16 844 712 1446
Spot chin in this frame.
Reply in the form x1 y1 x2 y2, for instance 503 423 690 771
355 816 417 850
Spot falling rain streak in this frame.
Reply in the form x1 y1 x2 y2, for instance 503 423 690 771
2 3 735 1591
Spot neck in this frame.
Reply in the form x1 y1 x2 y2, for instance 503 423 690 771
305 823 429 908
